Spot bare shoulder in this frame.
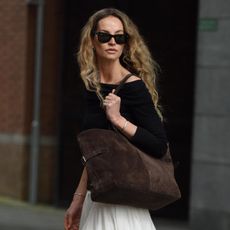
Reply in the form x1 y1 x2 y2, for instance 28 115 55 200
126 75 141 83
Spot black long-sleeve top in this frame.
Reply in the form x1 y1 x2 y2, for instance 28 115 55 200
81 80 168 158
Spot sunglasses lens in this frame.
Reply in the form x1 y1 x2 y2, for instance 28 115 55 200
97 32 111 43
96 32 128 44
114 34 127 44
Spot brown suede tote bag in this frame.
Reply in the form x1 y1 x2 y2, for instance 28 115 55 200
77 74 181 210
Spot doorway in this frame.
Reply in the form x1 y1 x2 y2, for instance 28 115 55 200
57 0 198 220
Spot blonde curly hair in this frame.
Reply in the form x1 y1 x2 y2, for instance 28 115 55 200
77 8 163 120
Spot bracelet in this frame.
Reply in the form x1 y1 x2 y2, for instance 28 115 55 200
74 192 85 197
121 119 128 131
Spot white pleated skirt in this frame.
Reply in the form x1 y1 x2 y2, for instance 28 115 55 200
79 191 156 230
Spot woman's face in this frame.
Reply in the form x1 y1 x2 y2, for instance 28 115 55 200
92 16 126 62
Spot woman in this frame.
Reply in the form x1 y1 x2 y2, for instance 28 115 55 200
64 7 168 230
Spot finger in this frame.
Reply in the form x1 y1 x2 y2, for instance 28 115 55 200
64 214 71 229
105 96 116 104
104 97 113 104
71 223 79 230
105 94 114 100
64 220 69 230
109 93 120 100
103 99 108 105
104 98 110 102
103 102 112 107
108 91 117 96
64 215 68 228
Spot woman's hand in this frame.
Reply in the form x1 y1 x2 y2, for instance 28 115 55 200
103 89 123 124
103 89 137 137
64 196 84 230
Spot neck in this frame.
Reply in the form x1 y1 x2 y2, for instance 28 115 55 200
97 60 128 84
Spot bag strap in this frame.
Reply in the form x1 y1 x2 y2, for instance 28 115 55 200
113 73 134 95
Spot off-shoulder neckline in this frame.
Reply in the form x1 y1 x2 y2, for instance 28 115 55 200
100 79 142 87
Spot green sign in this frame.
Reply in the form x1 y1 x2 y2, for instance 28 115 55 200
199 18 218 31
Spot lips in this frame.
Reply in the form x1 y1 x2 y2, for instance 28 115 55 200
105 48 117 53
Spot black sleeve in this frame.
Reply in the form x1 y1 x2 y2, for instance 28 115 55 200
129 81 168 158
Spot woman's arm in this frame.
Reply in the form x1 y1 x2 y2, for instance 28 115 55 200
73 167 88 198
104 81 168 158
111 108 167 158
64 167 88 230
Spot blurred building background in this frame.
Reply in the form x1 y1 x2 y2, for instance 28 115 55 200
0 0 229 229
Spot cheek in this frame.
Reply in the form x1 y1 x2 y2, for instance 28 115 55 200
94 44 105 54
92 39 98 49
118 46 125 55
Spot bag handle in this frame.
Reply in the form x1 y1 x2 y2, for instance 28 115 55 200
113 73 134 95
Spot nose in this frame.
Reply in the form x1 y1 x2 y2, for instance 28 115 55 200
108 37 116 44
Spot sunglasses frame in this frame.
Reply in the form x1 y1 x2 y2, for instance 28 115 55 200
95 32 128 44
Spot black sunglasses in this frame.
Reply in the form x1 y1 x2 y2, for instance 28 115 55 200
95 32 128 44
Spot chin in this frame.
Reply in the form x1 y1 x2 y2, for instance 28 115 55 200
106 54 120 60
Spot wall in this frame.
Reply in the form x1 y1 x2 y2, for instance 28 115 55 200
190 0 230 229
0 0 29 200
0 0 62 203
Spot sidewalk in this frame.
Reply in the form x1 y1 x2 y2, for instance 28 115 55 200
0 196 189 230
